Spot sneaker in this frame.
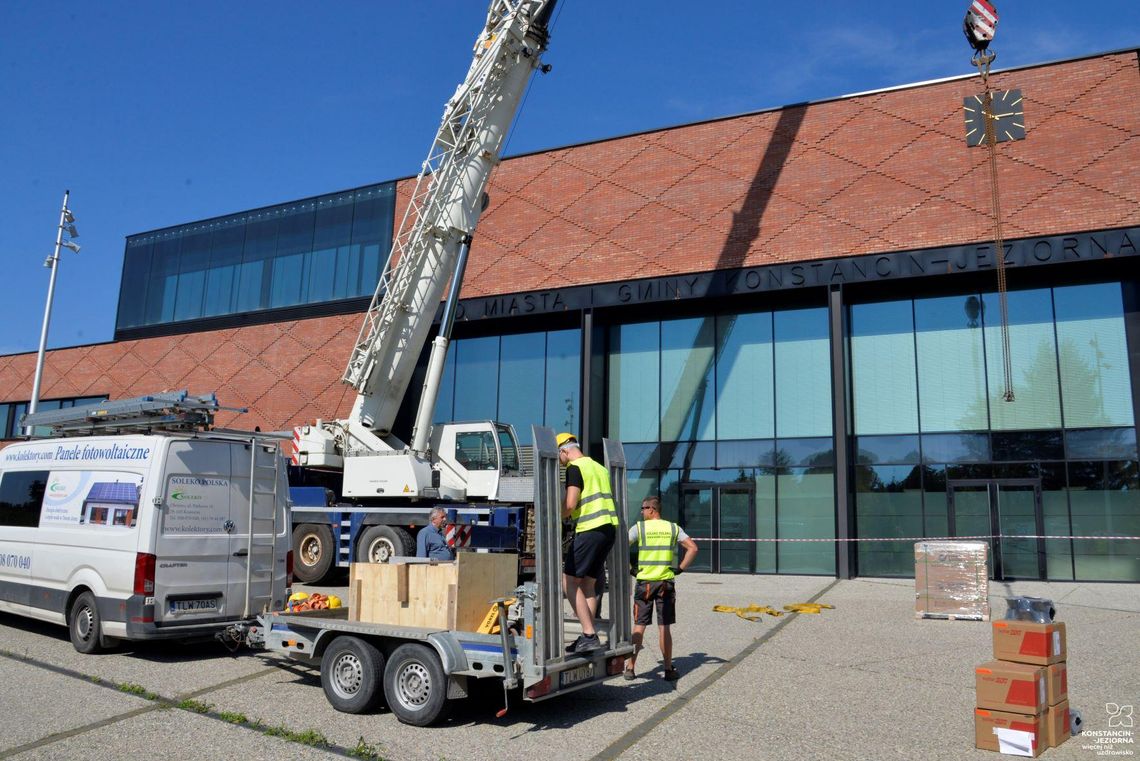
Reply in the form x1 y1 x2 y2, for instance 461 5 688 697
663 667 680 682
565 634 585 654
622 667 636 681
572 633 602 654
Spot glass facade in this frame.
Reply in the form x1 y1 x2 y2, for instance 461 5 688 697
1 396 109 439
116 183 396 330
608 309 835 576
432 328 581 445
850 283 1137 579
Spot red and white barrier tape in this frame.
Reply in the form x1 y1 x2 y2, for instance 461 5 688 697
691 534 1140 543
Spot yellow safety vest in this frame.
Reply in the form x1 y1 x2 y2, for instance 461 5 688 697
634 518 679 582
570 456 618 533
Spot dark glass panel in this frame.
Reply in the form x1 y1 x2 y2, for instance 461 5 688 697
1066 427 1139 460
202 225 245 317
453 336 499 421
850 299 919 435
776 466 835 574
1067 460 1140 581
0 406 11 439
855 464 924 576
854 434 921 465
991 430 1064 461
776 437 834 468
143 236 181 325
664 441 716 469
173 228 211 321
117 241 153 329
660 317 715 442
237 217 277 312
921 432 990 463
716 439 776 469
544 329 580 434
621 443 660 470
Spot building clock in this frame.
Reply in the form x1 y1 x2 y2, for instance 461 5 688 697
963 88 1025 147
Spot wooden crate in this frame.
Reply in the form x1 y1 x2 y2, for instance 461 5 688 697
348 552 518 632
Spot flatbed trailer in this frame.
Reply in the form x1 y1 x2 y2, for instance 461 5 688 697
254 430 633 725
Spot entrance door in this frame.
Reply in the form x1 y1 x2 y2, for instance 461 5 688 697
679 483 755 573
947 479 1045 580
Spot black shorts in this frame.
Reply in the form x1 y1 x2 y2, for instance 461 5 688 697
564 524 615 580
633 580 676 626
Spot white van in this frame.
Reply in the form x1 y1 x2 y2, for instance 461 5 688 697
0 432 291 652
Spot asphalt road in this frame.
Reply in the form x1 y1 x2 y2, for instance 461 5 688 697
1 574 1136 760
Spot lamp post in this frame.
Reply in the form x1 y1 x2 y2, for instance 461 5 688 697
25 190 80 436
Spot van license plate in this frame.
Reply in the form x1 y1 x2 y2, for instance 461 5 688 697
169 599 217 614
560 663 594 687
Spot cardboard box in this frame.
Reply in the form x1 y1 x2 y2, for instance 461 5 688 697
975 708 1044 757
1044 662 1068 705
914 541 990 620
1044 699 1071 748
348 552 518 631
992 620 1067 665
975 660 1047 713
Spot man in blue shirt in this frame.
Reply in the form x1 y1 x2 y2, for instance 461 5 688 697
416 507 455 561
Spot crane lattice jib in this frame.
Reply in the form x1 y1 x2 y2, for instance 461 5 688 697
343 1 554 434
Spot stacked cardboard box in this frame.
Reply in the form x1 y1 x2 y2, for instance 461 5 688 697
915 541 990 620
975 615 1070 756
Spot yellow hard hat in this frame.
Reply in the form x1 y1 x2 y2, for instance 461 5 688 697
555 432 578 448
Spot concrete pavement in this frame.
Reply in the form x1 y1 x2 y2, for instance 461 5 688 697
1 574 1135 760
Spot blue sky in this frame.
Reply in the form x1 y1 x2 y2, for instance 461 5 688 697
0 1 1136 356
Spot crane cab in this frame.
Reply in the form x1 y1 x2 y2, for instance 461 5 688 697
433 421 527 501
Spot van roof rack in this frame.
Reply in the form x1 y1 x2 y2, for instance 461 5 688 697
21 391 246 437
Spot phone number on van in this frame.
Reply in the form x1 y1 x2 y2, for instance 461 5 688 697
0 554 32 570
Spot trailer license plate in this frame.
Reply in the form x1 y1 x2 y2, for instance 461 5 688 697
169 598 217 614
560 663 594 688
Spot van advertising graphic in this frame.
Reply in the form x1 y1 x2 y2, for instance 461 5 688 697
2 441 153 468
163 476 231 534
40 471 143 528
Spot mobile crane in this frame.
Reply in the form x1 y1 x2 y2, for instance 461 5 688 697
288 0 560 581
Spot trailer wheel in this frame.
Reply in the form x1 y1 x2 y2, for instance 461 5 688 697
356 525 414 564
68 591 105 654
320 636 386 714
292 524 335 584
383 643 451 726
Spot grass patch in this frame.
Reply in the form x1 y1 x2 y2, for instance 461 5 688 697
258 723 329 747
116 682 159 700
216 710 249 725
176 698 212 713
349 737 387 760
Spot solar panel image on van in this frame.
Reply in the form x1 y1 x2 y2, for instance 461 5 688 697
81 482 140 526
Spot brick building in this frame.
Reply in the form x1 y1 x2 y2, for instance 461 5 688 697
2 50 1138 580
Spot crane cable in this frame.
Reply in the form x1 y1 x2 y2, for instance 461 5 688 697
972 49 1015 403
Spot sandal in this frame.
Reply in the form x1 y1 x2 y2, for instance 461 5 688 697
663 668 680 681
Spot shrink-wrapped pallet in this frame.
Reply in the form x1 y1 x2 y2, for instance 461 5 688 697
915 541 990 621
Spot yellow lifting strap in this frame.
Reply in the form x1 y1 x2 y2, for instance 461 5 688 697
712 604 784 622
782 603 835 615
476 597 517 634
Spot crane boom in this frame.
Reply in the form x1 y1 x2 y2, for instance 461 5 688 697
344 0 557 437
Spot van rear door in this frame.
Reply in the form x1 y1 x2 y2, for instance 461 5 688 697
228 440 285 618
153 440 235 623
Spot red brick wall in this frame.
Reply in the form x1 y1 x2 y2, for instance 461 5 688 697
2 52 1137 432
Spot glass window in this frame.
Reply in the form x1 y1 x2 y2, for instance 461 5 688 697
432 349 457 425
851 300 919 435
499 333 545 445
982 289 1062 430
270 205 315 308
453 336 499 421
309 195 354 304
1065 427 1138 460
855 464 924 576
660 318 715 442
774 308 831 438
454 431 498 471
717 439 775 469
117 241 153 329
203 225 244 317
237 217 276 312
1067 460 1140 581
716 312 774 440
144 236 180 325
854 435 921 465
991 430 1064 461
544 329 580 435
755 469 777 573
1054 283 1135 428
608 322 659 442
776 467 835 574
921 432 990 463
0 405 10 439
915 294 988 431
0 470 48 527
172 228 211 322
664 441 716 469
625 470 660 524
776 437 834 468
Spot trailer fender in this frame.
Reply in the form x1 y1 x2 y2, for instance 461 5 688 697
426 632 468 676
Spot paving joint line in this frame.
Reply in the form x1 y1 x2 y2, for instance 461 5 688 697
0 649 359 759
589 578 841 761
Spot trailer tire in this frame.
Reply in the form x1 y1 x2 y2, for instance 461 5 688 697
292 524 335 584
384 643 451 726
356 525 415 564
320 636 386 714
68 591 105 654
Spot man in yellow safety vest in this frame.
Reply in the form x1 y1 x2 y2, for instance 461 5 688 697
557 432 619 654
625 495 698 681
